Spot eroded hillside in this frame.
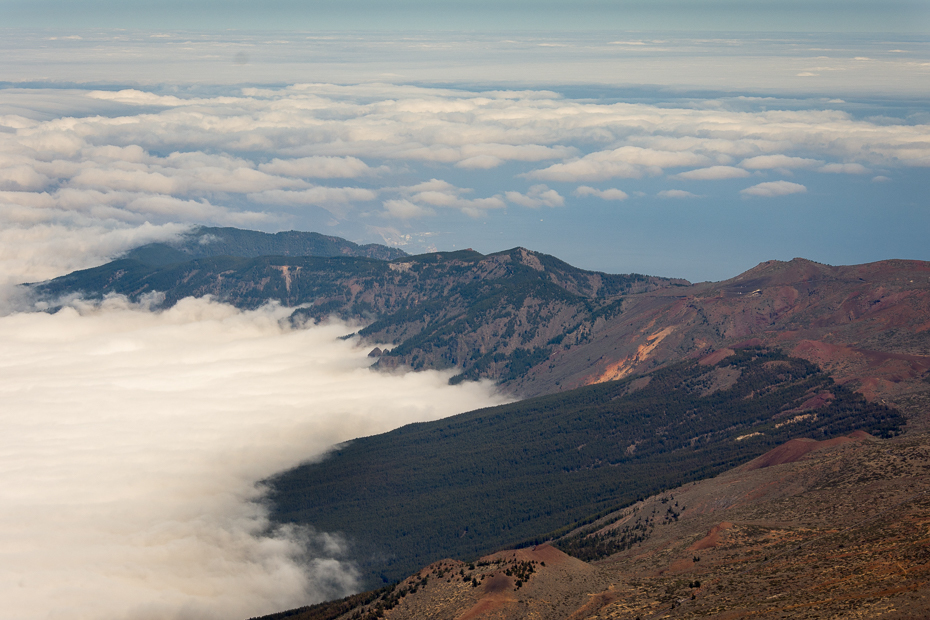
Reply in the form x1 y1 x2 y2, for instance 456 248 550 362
514 258 930 425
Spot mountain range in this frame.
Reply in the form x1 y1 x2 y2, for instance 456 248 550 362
30 228 930 619
34 231 930 412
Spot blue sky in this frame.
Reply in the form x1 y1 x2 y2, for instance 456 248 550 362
2 0 929 32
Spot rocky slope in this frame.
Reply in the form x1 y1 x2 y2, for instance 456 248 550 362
514 258 930 426
265 430 930 620
33 240 930 422
267 347 902 587
34 244 684 388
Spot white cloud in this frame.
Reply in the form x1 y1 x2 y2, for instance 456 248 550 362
0 220 191 293
505 184 565 208
0 164 51 191
455 155 503 169
675 166 751 181
527 147 707 182
740 180 807 197
68 160 305 195
818 162 869 174
574 186 629 201
88 88 191 107
248 187 378 207
0 80 929 285
258 156 374 179
414 191 506 215
382 198 435 219
0 83 925 236
0 298 506 620
404 179 457 193
386 179 506 218
872 175 892 182
124 193 270 224
2 33 928 100
657 189 699 199
740 155 823 170
525 158 642 182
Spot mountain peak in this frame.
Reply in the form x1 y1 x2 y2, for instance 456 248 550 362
729 257 835 285
121 226 407 265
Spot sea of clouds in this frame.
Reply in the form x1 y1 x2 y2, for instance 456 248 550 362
0 297 508 619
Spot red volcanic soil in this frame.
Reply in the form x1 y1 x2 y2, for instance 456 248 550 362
455 544 597 620
698 348 735 366
456 585 513 620
741 431 871 471
793 340 930 396
489 543 570 566
565 590 619 619
796 390 834 410
688 521 734 551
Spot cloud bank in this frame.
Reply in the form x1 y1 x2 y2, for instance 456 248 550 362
2 82 927 240
741 180 808 197
0 297 507 620
2 77 927 277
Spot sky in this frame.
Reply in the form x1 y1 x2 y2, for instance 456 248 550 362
2 2 930 618
2 0 929 32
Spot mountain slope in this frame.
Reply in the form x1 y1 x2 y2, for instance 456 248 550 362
33 245 683 387
267 347 902 587
513 257 930 419
261 430 930 620
32 236 930 415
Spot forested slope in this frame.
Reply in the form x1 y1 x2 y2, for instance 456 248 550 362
267 347 903 587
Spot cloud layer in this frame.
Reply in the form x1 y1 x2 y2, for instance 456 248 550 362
741 180 808 197
2 80 928 273
0 297 506 620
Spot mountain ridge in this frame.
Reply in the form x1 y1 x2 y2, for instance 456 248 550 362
121 226 408 265
33 237 687 390
30 231 930 420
